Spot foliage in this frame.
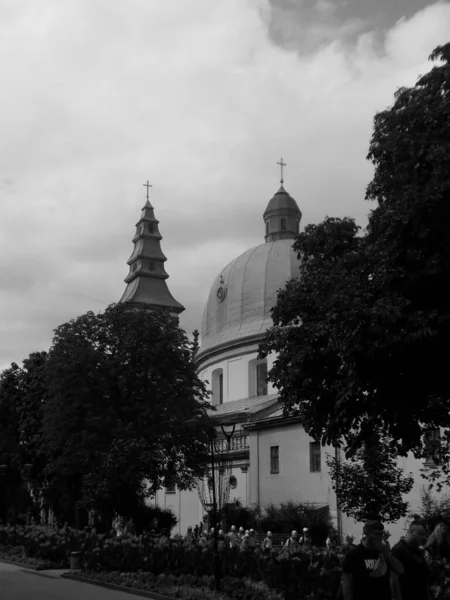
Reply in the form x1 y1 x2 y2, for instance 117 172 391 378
4 523 450 599
0 523 344 598
0 303 210 527
0 359 43 522
260 43 450 465
410 488 450 532
223 499 260 531
69 571 285 600
42 303 210 522
256 502 332 545
129 503 177 536
327 433 414 523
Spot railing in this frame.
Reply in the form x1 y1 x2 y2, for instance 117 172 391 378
228 434 249 452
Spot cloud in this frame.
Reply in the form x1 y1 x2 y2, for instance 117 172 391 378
0 0 449 368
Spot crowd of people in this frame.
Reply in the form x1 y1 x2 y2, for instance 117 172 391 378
180 518 446 600
182 523 314 553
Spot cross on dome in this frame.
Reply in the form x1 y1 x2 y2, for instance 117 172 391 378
143 180 152 201
277 158 286 185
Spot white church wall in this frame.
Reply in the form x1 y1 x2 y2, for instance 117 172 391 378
227 357 246 401
152 488 202 536
228 465 249 507
248 423 337 516
199 349 272 404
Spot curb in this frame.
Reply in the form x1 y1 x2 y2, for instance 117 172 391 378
61 573 178 600
21 568 69 579
0 557 58 571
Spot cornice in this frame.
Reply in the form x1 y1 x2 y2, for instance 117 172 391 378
195 333 266 370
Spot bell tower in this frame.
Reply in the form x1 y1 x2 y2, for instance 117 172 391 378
120 182 184 318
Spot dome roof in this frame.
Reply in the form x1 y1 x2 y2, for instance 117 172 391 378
264 185 302 218
197 239 301 361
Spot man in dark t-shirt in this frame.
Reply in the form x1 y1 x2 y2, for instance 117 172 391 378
342 520 404 600
391 520 430 600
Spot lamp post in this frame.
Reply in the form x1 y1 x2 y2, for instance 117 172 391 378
186 413 239 592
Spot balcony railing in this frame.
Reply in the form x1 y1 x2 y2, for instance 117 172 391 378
228 434 249 452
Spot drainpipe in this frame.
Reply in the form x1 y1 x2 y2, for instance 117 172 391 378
256 431 260 507
335 446 343 540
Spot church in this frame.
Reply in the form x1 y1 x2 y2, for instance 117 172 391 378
119 172 439 543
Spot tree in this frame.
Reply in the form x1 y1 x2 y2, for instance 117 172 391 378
0 361 41 522
41 303 210 525
327 433 414 523
260 43 450 465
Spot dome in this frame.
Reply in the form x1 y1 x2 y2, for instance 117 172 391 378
264 185 302 218
197 239 301 362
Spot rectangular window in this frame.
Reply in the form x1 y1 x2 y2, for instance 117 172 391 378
270 446 279 474
256 361 268 396
164 481 176 494
219 372 223 405
310 441 321 472
424 428 441 465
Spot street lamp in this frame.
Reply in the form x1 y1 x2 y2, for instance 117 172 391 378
186 413 239 592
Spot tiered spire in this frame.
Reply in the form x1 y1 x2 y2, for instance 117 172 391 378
119 184 184 317
263 158 302 242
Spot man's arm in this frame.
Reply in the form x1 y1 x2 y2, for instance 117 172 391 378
342 572 353 600
377 543 404 575
390 571 402 600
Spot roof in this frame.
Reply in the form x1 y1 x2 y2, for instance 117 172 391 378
263 186 302 217
120 201 184 314
207 393 280 423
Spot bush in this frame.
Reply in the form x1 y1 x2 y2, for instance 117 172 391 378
256 502 333 545
222 500 260 532
130 503 177 536
411 488 450 531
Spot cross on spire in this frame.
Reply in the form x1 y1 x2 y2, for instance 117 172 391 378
143 180 152 201
277 158 286 185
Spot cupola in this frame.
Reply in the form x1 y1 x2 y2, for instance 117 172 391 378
119 182 184 317
263 158 302 242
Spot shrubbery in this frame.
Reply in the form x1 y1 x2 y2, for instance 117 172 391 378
223 500 333 546
2 523 450 599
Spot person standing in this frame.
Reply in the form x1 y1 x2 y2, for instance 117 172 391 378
283 530 300 553
228 525 239 548
262 531 273 552
391 520 430 600
342 520 404 600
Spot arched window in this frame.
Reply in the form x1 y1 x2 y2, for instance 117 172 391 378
281 218 286 231
248 358 268 397
266 221 269 235
212 368 224 405
147 222 154 234
148 261 155 271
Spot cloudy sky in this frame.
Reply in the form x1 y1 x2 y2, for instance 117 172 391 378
1 0 449 369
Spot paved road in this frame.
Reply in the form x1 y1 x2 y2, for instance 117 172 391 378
0 562 142 599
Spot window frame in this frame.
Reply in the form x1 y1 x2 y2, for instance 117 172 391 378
270 445 280 474
256 360 268 397
309 441 321 473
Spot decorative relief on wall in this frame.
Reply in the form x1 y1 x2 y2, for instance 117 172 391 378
216 275 227 302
